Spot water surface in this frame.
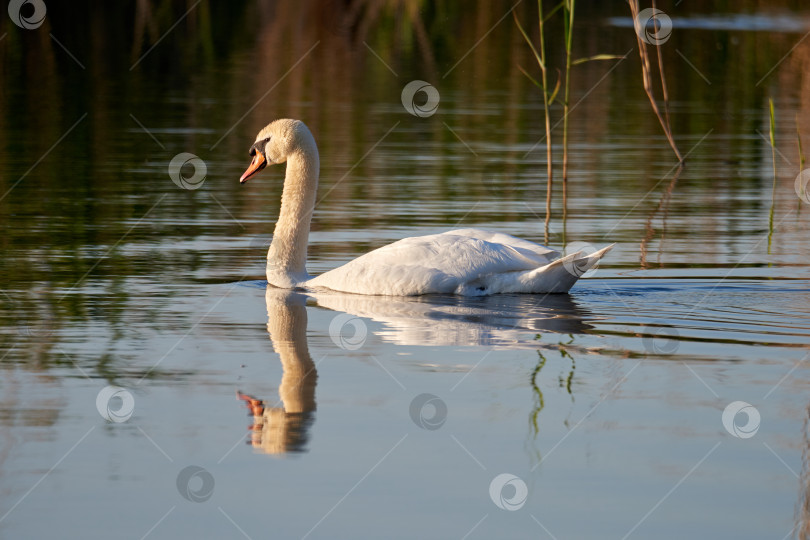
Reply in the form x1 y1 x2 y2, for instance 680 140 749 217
1 1 810 538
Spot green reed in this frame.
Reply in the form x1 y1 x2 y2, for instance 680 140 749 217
515 0 622 244
798 115 806 212
768 98 777 253
513 1 556 243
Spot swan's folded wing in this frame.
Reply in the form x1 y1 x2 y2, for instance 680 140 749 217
307 233 548 295
442 228 560 263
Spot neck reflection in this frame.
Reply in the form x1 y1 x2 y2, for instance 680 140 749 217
238 287 317 455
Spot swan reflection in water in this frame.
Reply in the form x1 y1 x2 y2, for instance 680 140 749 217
237 288 317 455
238 286 595 454
310 289 595 348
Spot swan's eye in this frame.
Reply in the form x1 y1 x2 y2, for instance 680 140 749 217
249 137 271 157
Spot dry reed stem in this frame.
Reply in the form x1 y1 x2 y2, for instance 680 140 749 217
629 0 682 163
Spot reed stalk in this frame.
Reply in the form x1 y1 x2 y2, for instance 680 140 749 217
561 0 575 243
628 0 682 163
652 0 671 131
538 0 553 244
798 114 806 212
768 98 777 253
515 2 622 243
514 2 557 244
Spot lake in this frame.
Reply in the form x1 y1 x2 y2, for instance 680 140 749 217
1 1 809 538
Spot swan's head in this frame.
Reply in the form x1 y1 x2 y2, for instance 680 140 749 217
239 119 316 184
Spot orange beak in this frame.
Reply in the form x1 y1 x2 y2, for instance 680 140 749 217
240 152 267 184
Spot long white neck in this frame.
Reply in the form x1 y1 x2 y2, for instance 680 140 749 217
267 142 319 287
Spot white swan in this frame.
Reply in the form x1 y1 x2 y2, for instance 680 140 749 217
240 119 612 296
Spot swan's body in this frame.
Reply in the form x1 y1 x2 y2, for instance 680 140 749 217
240 119 612 296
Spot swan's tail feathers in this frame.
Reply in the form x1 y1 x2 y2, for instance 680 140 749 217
524 243 615 293
575 243 614 272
